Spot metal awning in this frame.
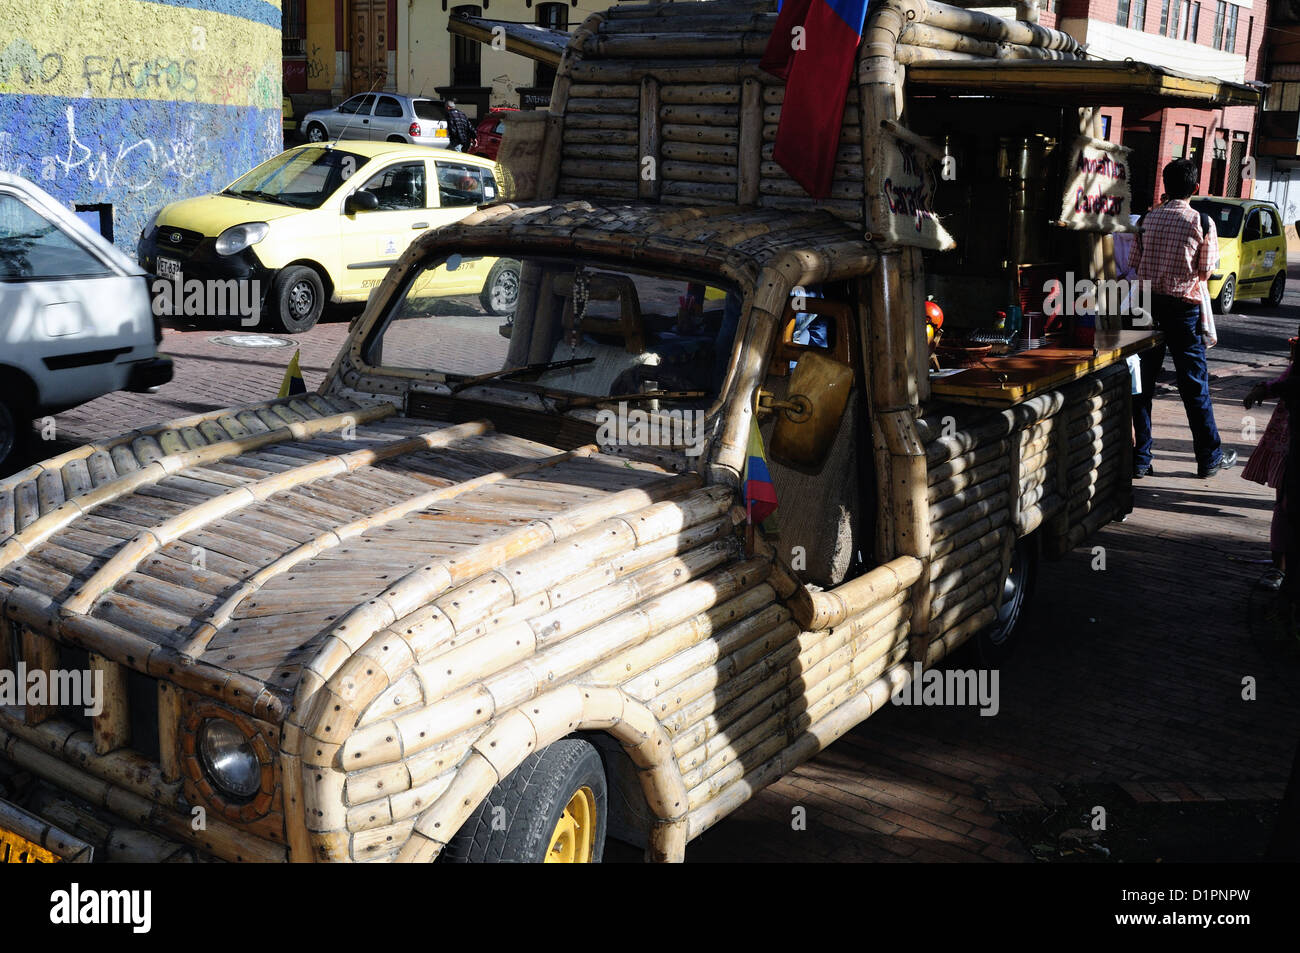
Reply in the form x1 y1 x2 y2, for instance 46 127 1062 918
906 60 1260 109
448 14 569 67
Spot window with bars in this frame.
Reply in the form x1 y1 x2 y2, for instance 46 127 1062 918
1168 0 1180 36
1159 0 1169 34
282 0 306 57
452 5 483 87
1213 1 1226 49
1133 0 1147 30
1224 4 1238 52
1118 0 1131 27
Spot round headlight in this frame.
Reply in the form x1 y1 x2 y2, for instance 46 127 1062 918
215 222 269 256
198 718 261 800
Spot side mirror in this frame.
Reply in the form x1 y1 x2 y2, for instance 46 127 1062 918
346 190 379 214
766 351 853 471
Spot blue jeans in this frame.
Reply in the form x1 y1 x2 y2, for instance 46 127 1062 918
1131 295 1222 469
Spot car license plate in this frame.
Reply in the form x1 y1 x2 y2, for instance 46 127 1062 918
0 824 59 863
156 256 182 279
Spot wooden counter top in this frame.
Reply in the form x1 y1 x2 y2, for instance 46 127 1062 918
929 329 1160 406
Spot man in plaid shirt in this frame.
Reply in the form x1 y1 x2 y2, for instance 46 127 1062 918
1130 158 1236 479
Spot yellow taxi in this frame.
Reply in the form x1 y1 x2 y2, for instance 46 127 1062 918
1191 197 1289 313
138 142 514 332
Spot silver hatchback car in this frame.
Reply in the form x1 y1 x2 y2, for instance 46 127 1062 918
299 93 451 148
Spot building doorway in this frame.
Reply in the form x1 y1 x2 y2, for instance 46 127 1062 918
349 0 388 95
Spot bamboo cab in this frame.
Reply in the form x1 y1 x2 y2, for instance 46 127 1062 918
0 0 1260 865
440 0 1257 595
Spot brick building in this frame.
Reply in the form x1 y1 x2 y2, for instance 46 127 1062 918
1031 0 1264 213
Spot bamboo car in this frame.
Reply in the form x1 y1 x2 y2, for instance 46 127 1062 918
0 0 1256 862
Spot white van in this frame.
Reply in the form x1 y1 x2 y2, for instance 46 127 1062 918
0 173 172 468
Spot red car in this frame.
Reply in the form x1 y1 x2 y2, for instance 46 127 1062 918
470 107 516 161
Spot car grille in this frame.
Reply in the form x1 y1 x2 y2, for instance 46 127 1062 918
155 226 205 258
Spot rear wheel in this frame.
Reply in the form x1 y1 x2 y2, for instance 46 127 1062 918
442 738 607 863
479 258 521 316
305 122 328 143
267 265 325 333
974 537 1037 664
1266 272 1287 308
1214 273 1236 314
386 135 405 143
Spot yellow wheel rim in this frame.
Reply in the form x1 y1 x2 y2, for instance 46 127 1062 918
545 786 597 863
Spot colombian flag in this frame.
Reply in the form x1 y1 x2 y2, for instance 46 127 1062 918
760 0 873 199
277 349 306 398
744 418 779 526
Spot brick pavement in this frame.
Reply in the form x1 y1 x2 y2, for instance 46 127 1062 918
20 307 1300 863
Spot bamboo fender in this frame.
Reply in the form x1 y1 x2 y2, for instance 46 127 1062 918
395 685 688 862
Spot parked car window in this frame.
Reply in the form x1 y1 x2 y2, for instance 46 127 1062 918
437 163 491 207
224 146 369 209
414 100 448 122
0 193 112 281
338 95 375 115
1259 208 1279 238
375 96 404 118
1190 198 1243 238
1243 209 1261 242
361 162 427 211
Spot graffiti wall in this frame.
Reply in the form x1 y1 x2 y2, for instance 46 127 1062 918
0 0 282 253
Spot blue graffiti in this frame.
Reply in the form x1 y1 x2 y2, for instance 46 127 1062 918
0 94 280 253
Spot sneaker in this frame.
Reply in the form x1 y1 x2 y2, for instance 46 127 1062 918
1133 462 1155 479
1197 449 1238 478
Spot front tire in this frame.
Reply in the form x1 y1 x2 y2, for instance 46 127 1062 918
0 385 31 471
1214 273 1236 314
267 265 325 333
442 738 607 863
974 537 1037 664
479 258 520 316
1266 272 1287 309
305 122 328 143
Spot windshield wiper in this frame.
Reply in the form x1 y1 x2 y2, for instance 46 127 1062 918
225 189 290 206
448 357 595 394
556 390 707 410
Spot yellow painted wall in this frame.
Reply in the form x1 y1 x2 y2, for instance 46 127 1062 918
305 0 336 92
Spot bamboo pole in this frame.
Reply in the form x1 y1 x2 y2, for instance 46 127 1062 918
737 76 762 206
90 654 129 755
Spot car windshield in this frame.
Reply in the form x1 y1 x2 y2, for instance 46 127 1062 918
1190 199 1244 239
223 148 369 209
364 254 741 405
